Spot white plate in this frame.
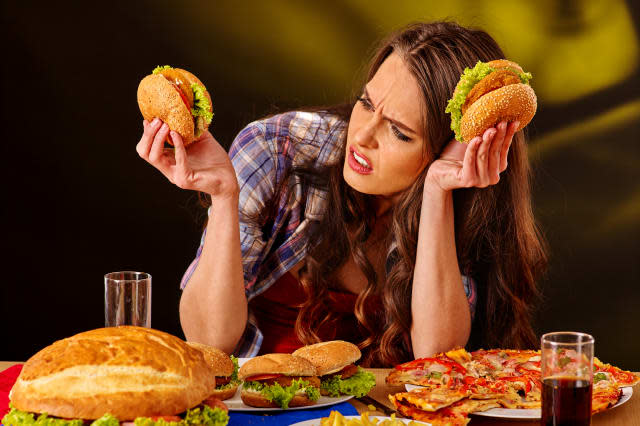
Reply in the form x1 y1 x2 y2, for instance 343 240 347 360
227 358 353 412
404 384 633 420
289 415 431 426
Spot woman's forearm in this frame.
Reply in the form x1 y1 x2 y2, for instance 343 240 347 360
179 193 247 354
410 185 471 358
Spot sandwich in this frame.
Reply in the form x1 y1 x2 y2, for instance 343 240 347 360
137 65 213 146
238 353 321 409
187 342 240 401
445 59 537 143
2 326 228 426
293 340 376 398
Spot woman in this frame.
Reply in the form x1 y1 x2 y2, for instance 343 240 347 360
137 21 547 367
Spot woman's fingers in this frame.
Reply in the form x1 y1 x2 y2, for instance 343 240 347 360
476 127 496 186
136 118 162 160
461 136 481 184
148 123 170 163
171 131 191 189
488 122 507 183
500 121 518 171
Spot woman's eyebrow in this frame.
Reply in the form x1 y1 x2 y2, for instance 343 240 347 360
364 87 417 135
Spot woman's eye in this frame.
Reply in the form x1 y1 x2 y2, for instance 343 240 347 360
391 124 411 142
357 96 374 111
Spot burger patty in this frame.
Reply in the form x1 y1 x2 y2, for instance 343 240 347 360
462 69 521 115
215 376 231 386
323 364 358 380
259 375 321 388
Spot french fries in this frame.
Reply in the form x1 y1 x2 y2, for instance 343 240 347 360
319 411 422 425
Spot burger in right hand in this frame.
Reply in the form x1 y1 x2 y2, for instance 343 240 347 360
445 59 537 143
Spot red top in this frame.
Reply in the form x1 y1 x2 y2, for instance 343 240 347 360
249 271 368 354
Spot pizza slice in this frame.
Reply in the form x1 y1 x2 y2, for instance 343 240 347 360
592 378 623 414
390 387 469 412
391 394 501 426
594 357 640 388
386 350 470 387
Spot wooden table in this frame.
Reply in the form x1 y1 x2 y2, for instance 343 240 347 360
2 362 638 425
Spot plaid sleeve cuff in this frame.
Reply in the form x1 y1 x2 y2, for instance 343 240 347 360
232 310 263 357
461 274 477 322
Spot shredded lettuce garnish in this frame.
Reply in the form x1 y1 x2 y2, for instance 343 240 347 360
191 83 213 125
243 378 320 409
152 65 173 74
320 368 376 398
2 405 228 426
445 61 532 142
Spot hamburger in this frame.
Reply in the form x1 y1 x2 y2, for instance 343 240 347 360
445 59 537 143
187 342 240 401
238 353 321 409
293 340 376 398
137 65 213 146
2 326 228 426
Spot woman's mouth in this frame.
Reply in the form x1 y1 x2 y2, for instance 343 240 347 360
348 147 373 174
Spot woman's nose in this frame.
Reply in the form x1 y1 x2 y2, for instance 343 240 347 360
354 111 381 148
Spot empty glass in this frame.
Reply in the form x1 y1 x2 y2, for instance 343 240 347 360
104 271 152 327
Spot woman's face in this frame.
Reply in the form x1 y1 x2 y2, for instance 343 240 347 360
344 53 429 198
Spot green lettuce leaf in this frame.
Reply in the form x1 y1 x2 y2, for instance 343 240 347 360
243 378 320 409
2 405 84 426
152 65 173 74
445 61 532 142
320 367 376 398
3 405 228 426
191 83 213 125
216 355 241 390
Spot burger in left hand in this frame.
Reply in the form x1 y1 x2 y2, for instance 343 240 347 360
137 65 213 146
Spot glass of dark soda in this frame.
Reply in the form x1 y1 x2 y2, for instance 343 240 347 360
541 332 594 426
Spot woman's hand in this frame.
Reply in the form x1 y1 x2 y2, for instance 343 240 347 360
136 118 239 198
425 121 518 193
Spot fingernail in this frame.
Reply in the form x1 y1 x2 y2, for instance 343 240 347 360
161 123 169 130
514 121 520 129
152 118 160 126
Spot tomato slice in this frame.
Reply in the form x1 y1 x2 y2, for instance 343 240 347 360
245 373 282 381
203 396 229 412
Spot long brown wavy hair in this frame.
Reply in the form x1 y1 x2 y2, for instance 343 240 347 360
209 21 548 367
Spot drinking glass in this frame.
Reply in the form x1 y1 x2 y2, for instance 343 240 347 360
104 271 152 327
541 331 594 426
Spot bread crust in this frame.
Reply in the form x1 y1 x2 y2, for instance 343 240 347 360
238 354 317 380
240 390 316 408
293 340 361 375
460 83 537 143
10 326 216 420
137 74 196 145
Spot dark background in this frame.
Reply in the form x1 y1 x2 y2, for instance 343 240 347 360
2 1 639 369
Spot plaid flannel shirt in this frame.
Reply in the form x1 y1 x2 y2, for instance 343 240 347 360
180 110 477 357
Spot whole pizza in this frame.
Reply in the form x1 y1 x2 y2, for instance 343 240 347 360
386 348 639 426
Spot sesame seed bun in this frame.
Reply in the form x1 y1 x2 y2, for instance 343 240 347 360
459 83 537 143
186 342 238 400
9 326 216 420
293 340 362 375
238 353 317 380
186 342 234 377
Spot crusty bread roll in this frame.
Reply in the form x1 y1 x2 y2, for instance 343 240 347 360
10 326 216 420
293 340 361 375
238 353 317 380
187 341 238 400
